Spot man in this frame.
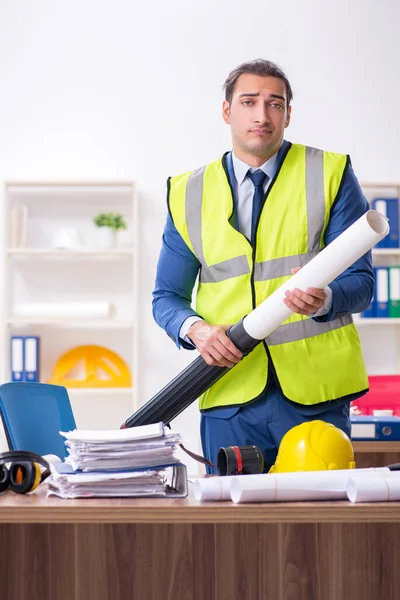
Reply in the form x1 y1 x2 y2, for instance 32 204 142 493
153 59 373 473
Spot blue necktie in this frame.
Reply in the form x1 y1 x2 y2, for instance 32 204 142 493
247 169 268 245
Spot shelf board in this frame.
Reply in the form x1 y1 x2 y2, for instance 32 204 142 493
355 318 400 326
360 182 400 188
372 248 400 256
5 182 134 190
7 319 133 330
6 248 134 257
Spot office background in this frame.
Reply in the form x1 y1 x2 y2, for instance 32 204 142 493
0 0 399 469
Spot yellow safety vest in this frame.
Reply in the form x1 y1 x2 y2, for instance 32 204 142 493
168 143 368 410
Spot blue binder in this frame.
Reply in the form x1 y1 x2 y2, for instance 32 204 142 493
24 336 39 382
375 267 389 318
10 336 24 381
372 198 399 248
351 416 400 441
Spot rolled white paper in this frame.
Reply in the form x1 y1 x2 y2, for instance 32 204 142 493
229 467 392 504
244 210 389 340
13 302 112 319
194 476 235 501
347 473 400 503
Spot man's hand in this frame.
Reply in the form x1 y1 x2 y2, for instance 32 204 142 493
187 321 243 368
283 267 327 316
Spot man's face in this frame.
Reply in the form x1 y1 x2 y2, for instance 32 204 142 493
222 73 291 163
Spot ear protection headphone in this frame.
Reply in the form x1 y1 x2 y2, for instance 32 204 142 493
0 451 51 495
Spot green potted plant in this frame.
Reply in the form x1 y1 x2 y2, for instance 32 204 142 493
93 212 128 248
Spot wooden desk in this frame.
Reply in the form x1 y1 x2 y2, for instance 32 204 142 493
353 441 400 468
0 486 400 600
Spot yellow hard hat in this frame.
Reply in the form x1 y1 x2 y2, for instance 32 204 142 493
269 420 355 473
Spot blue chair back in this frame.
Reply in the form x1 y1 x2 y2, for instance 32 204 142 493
0 382 76 459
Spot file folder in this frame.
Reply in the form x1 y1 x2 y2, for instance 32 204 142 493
375 267 389 318
10 336 24 381
385 198 399 248
351 416 400 441
372 198 399 248
24 336 39 382
49 462 188 498
372 199 388 248
389 267 400 318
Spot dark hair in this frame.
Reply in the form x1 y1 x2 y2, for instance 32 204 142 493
223 59 293 107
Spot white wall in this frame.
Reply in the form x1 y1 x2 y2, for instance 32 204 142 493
0 0 399 468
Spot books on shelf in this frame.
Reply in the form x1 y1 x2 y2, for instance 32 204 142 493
10 204 28 248
361 266 400 319
371 198 399 248
10 336 40 382
389 267 400 318
47 422 188 499
360 196 400 320
375 267 389 318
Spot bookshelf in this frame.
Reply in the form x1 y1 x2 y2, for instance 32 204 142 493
356 183 400 375
0 181 139 447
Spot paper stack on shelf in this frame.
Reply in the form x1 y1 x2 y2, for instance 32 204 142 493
47 422 188 499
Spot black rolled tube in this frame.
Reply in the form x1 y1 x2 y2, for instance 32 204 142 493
122 318 260 428
217 445 264 476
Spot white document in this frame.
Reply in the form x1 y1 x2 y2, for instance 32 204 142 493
229 468 398 503
194 476 235 501
48 422 187 498
194 467 398 503
243 210 389 339
66 447 180 472
347 473 400 503
48 465 170 498
60 422 166 442
60 423 182 473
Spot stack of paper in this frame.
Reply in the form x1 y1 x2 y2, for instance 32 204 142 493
62 423 181 471
48 463 185 498
47 422 188 499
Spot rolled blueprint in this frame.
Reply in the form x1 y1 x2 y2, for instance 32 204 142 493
347 474 400 503
194 476 235 502
123 209 389 428
244 210 389 339
229 467 393 504
13 302 112 319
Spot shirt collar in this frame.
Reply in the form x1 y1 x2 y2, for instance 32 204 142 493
231 148 279 186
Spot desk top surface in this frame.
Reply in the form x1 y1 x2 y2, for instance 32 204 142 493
0 484 399 524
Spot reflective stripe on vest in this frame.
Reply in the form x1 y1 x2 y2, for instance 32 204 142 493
185 165 252 282
186 148 326 283
266 314 353 346
184 147 351 345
